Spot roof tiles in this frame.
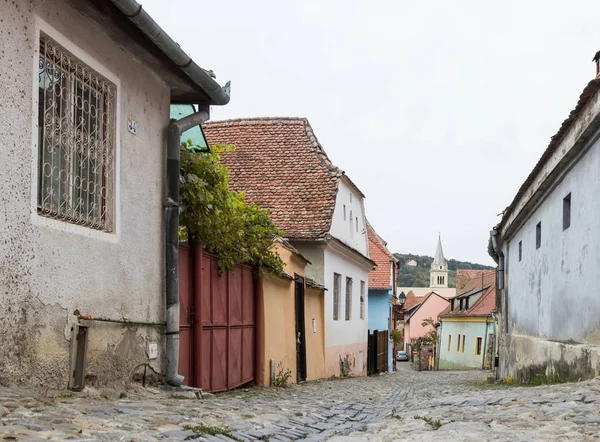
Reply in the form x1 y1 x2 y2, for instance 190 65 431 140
367 221 397 290
203 118 342 241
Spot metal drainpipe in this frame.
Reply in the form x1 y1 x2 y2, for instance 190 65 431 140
165 107 210 387
481 318 490 370
490 230 504 290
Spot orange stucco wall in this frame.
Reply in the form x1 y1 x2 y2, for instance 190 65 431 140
305 287 325 381
258 243 326 385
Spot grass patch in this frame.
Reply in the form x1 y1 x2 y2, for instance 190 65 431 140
56 392 75 399
413 415 454 430
182 424 242 441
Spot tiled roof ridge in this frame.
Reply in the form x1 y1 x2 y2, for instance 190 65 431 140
203 117 343 240
366 221 394 261
205 117 344 176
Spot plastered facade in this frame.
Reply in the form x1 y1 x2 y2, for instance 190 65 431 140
322 245 369 377
0 0 171 387
497 125 600 381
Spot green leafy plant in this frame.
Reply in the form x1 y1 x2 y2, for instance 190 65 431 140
413 415 443 430
182 424 241 441
390 329 402 345
179 140 284 275
272 361 292 388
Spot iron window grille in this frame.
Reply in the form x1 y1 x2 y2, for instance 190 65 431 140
37 37 116 232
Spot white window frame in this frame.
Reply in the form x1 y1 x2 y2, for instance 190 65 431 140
30 18 121 243
345 277 353 320
333 273 341 320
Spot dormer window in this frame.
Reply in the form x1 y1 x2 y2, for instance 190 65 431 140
459 299 464 310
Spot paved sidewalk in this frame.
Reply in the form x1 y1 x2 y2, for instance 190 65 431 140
1 365 599 440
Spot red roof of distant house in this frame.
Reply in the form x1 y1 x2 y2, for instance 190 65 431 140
203 118 345 241
367 221 397 290
440 270 496 317
405 291 450 322
402 290 420 310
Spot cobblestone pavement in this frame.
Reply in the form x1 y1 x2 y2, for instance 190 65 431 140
1 364 600 441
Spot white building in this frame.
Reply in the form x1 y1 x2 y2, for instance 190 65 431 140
0 0 230 388
203 118 375 377
489 74 600 382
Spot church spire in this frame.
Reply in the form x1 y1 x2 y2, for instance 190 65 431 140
430 234 448 288
432 234 447 268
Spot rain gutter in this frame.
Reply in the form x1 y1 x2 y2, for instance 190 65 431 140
108 0 230 105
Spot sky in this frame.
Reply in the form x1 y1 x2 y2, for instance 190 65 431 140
143 0 599 264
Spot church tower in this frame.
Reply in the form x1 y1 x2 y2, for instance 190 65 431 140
430 235 448 288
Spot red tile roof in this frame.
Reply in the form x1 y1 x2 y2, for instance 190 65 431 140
402 290 420 310
367 221 397 290
203 118 343 241
440 270 496 317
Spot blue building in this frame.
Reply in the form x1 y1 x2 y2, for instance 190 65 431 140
367 222 399 373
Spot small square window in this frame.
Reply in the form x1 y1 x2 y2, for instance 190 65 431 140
518 241 522 262
536 222 541 249
563 193 571 231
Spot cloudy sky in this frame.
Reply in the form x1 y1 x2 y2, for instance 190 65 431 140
144 0 598 264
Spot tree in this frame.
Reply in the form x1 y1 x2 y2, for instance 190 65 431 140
179 140 284 275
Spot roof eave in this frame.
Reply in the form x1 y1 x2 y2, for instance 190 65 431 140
74 0 230 105
499 79 600 238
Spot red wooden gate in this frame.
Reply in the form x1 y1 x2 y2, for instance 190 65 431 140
178 243 256 392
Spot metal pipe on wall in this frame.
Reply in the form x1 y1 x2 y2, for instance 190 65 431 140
164 107 210 387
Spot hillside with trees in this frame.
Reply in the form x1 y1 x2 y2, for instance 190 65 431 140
394 253 494 288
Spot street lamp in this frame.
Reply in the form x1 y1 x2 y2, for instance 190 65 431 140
399 291 406 306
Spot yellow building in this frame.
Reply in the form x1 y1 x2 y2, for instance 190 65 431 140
256 240 326 385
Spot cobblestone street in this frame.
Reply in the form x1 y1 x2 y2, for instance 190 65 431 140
1 365 600 441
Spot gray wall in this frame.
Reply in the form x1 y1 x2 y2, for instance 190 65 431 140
0 0 171 387
498 131 600 381
506 135 600 344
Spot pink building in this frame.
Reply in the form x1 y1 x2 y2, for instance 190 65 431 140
403 292 450 350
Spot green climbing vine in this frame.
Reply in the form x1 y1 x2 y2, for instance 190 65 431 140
179 140 284 275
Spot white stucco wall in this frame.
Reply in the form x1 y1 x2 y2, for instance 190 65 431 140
292 243 325 285
329 180 369 256
323 245 370 376
505 134 600 344
0 0 171 387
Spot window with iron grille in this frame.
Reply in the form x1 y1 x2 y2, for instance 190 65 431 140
345 277 353 320
359 280 365 319
37 36 116 232
333 273 341 320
